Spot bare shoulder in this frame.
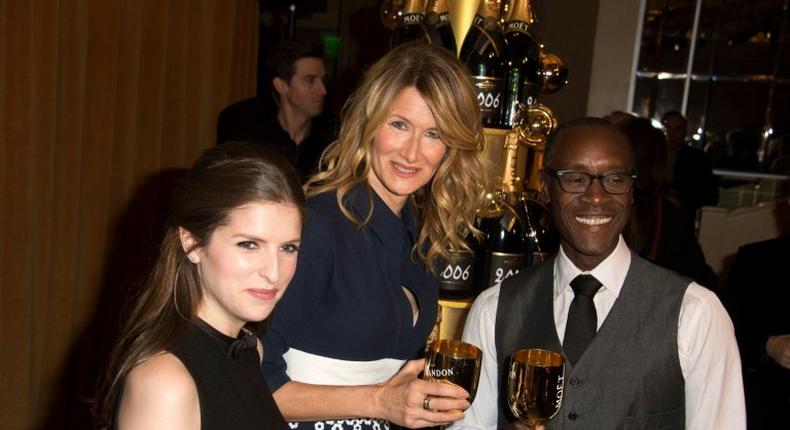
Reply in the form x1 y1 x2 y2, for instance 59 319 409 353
117 352 200 429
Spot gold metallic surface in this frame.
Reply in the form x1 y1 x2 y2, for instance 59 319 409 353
448 0 480 56
512 348 564 366
508 348 565 426
540 52 569 94
428 339 483 359
425 339 483 402
514 102 558 145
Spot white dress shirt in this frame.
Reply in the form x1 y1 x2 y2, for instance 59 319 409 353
451 236 746 430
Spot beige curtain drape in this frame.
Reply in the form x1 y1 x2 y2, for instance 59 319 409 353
0 1 259 427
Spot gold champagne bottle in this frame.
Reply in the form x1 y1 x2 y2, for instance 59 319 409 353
476 133 530 291
521 140 558 263
518 104 560 263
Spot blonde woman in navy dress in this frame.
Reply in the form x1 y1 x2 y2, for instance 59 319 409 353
262 42 490 429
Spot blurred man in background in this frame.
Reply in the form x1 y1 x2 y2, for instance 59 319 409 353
218 40 333 180
661 111 719 226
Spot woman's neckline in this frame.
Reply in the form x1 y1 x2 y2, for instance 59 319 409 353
193 318 237 345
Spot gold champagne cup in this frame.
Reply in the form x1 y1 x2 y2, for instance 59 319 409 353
507 348 565 427
424 339 482 403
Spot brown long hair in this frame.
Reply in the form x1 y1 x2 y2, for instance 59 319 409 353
93 142 305 428
306 41 490 268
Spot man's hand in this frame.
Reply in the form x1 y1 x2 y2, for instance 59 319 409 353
766 334 790 369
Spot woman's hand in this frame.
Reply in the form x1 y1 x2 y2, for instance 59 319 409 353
373 358 470 428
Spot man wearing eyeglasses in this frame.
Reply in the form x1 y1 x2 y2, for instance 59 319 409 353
451 117 745 430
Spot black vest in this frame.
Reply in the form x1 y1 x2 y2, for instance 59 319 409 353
495 253 688 429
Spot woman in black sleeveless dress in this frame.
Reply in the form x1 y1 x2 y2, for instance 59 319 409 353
94 142 305 429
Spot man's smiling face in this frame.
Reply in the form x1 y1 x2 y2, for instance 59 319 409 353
543 126 634 271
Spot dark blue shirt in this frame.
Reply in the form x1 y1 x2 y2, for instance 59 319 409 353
262 184 439 391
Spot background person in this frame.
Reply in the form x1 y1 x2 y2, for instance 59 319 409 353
722 128 761 172
94 142 305 429
619 118 718 289
722 234 790 429
453 118 744 430
602 110 635 127
262 42 489 430
217 40 333 180
660 111 719 225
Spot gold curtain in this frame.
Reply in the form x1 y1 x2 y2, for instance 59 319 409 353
0 1 259 427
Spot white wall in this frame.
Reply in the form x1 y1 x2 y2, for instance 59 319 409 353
586 0 643 117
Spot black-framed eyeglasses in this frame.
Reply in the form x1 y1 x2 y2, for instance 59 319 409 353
543 169 637 195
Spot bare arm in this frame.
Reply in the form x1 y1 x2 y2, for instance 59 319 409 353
273 359 470 428
117 352 200 430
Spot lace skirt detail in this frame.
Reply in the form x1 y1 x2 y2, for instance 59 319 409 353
288 419 390 430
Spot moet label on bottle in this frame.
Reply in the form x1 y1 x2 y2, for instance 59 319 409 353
472 76 504 123
505 20 531 34
438 250 476 293
402 13 424 25
488 251 526 288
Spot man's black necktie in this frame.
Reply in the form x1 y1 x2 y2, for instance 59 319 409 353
563 274 603 366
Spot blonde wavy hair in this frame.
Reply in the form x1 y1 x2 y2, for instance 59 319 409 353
306 41 490 269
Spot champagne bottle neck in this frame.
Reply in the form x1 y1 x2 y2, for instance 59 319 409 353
425 0 449 14
500 133 523 201
505 0 534 25
477 0 501 20
402 0 427 16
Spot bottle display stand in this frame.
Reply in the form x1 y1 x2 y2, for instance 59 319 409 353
438 297 474 340
416 0 565 343
436 127 532 341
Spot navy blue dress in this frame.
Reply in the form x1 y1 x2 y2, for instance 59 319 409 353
262 184 439 430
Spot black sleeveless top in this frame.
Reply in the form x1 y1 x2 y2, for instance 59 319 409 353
170 319 289 430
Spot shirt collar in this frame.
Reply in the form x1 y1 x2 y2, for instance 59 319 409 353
347 183 417 244
555 235 631 299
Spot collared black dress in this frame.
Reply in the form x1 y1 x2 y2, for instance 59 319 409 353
170 320 289 430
